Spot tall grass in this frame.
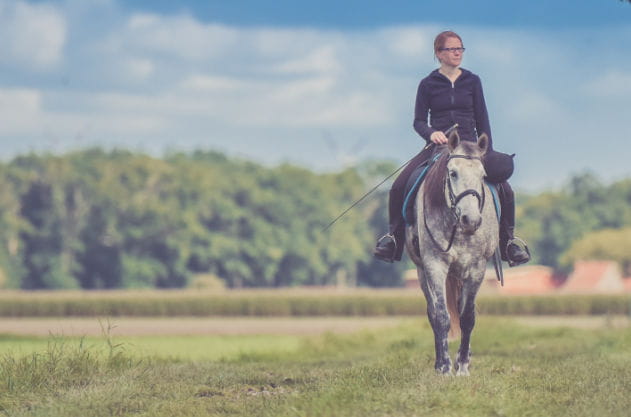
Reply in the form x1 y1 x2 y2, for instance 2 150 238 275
0 289 629 317
0 324 137 414
1 317 630 416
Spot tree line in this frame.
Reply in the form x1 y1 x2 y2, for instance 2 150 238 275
0 149 404 289
0 149 629 290
517 173 631 275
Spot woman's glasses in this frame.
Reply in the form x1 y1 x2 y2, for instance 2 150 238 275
439 47 466 53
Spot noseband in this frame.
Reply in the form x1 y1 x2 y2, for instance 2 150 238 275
423 153 486 253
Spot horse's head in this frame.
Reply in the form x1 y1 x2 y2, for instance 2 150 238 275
444 130 489 234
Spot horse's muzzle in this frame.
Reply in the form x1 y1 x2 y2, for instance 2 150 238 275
459 212 482 234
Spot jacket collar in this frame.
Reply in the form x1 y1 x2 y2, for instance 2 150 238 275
429 67 473 83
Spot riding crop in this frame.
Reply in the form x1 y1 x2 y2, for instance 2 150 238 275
322 124 459 231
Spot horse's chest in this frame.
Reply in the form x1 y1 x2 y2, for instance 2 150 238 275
447 250 477 270
445 236 489 266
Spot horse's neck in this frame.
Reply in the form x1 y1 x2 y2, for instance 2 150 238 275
420 182 453 228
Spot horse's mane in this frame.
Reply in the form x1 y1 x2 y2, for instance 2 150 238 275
424 141 480 212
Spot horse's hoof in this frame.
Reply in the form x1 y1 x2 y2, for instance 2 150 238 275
455 366 470 376
455 361 470 376
435 365 452 376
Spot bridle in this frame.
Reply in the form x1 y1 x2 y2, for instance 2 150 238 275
423 153 486 253
446 154 486 219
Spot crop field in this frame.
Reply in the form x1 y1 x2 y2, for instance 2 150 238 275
0 289 629 317
1 315 630 417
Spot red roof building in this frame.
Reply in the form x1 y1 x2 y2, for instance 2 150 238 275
561 260 624 294
406 260 630 294
481 265 560 295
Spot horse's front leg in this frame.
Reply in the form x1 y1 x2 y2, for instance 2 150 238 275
455 273 484 376
419 266 451 374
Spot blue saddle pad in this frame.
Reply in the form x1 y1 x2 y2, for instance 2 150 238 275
402 154 440 225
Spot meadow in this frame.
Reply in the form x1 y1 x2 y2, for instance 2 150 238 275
1 315 630 417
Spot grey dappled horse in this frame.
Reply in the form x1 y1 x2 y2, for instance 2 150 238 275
405 131 499 376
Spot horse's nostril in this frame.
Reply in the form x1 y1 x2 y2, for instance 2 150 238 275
462 215 469 225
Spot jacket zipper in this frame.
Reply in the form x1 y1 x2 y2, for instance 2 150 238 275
450 80 455 123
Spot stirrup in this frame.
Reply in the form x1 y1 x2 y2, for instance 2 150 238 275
374 233 397 263
377 233 396 245
506 237 531 267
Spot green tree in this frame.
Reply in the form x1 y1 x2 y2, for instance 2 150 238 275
0 165 23 288
560 227 631 275
517 172 631 271
353 159 410 287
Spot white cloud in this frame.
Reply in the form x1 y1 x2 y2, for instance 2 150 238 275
274 46 342 75
270 76 336 101
126 58 155 80
123 13 239 61
0 88 169 146
176 75 391 127
0 88 42 134
502 91 566 125
0 3 630 188
249 27 338 59
377 26 434 60
179 75 251 92
583 70 631 98
0 0 66 70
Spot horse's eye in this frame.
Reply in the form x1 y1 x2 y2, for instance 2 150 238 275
450 170 458 180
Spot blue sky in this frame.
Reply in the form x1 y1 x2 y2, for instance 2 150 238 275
119 0 629 29
2 0 631 191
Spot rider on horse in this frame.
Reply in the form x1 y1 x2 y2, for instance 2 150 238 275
373 30 530 267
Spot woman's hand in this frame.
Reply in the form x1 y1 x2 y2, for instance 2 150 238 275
430 131 448 144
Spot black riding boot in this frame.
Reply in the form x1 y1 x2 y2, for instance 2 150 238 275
373 147 434 264
500 224 531 267
373 231 397 263
496 181 531 267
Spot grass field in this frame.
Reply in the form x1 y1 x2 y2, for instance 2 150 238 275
1 316 630 417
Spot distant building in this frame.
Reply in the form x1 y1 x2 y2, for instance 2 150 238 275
481 265 561 295
407 264 561 294
405 260 630 294
404 269 420 289
561 260 624 294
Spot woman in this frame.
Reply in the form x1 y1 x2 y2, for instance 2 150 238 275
373 30 530 266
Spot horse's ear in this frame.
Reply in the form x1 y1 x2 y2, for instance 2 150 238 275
477 133 489 155
447 129 460 151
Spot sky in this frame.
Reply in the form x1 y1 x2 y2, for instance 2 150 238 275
1 0 631 192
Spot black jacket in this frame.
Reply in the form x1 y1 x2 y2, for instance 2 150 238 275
413 68 493 150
